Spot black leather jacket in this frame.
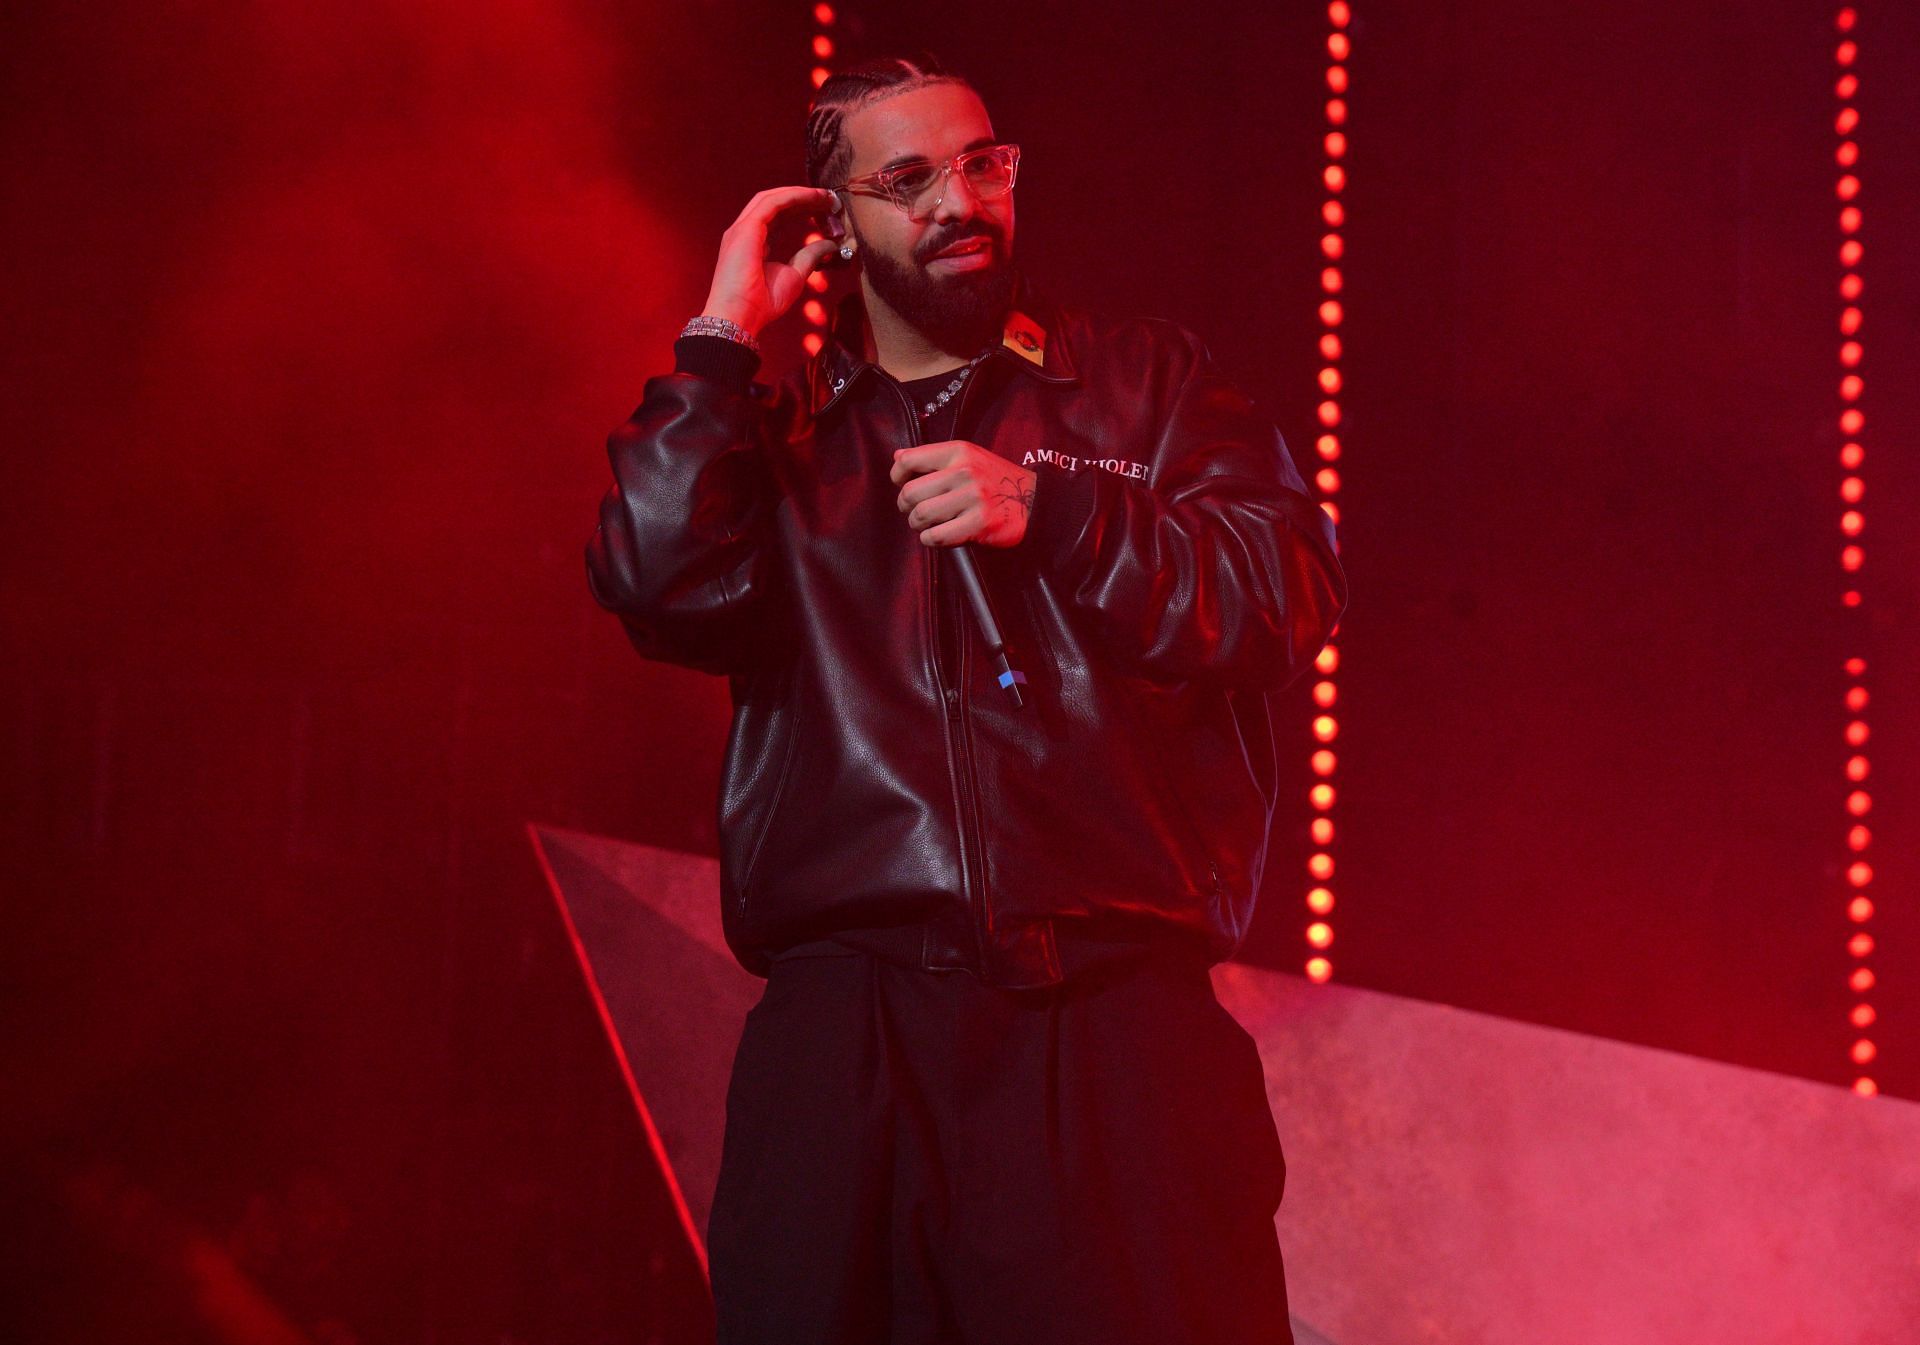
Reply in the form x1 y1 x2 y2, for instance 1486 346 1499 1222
587 272 1347 988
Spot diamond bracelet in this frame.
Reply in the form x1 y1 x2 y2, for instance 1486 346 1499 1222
680 314 762 355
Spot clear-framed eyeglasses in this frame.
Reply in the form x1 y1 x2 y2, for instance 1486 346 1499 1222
837 143 1021 222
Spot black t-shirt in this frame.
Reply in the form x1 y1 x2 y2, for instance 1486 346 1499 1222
894 364 973 444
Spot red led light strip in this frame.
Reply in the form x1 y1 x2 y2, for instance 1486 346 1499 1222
1832 8 1876 1097
1304 1 1351 986
801 4 839 359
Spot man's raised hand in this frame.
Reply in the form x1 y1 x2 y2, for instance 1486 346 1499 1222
891 441 1038 548
701 187 843 338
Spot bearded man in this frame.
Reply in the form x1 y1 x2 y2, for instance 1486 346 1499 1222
587 50 1347 1345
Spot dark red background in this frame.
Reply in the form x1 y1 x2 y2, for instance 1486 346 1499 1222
4 1 1915 1338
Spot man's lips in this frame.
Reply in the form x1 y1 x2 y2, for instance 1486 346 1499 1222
926 236 994 262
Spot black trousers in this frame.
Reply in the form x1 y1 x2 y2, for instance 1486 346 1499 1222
706 945 1296 1345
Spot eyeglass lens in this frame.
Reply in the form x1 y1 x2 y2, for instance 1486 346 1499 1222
898 148 1017 219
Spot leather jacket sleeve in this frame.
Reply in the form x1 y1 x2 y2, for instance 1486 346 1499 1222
585 351 786 676
1022 325 1348 692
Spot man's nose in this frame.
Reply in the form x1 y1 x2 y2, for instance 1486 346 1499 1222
929 165 981 224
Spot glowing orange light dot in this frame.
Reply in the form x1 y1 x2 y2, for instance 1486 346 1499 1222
1329 1 1352 27
1321 267 1343 293
1316 467 1341 494
1327 65 1349 93
802 332 824 356
1311 817 1334 845
813 2 835 23
1327 98 1348 125
1839 408 1863 434
1311 749 1336 776
1849 896 1873 922
1837 40 1857 66
1322 498 1341 526
1307 921 1335 949
1836 107 1859 133
1840 374 1864 401
1836 141 1859 167
1306 956 1333 984
1840 479 1863 507
1840 510 1863 537
1328 34 1351 60
1845 684 1867 708
1319 367 1343 394
1847 824 1869 849
1325 131 1348 159
1308 852 1334 879
1844 656 1866 675
1317 401 1341 428
1845 720 1868 747
803 299 826 325
1851 1038 1875 1064
1315 645 1340 674
1320 334 1343 361
1324 165 1347 192
1839 274 1863 300
1842 590 1861 607
1845 753 1868 781
1850 1004 1875 1028
1313 715 1338 743
1846 790 1870 816
804 231 826 244
1852 1077 1877 1097
1839 340 1862 366
1309 785 1335 810
812 34 834 58
1840 442 1863 468
1320 299 1344 327
1839 305 1862 333
811 65 830 88
1839 206 1861 234
1316 433 1341 460
1322 233 1345 259
1323 200 1345 227
807 271 829 294
1849 932 1874 958
1850 967 1874 992
1836 74 1858 99
1839 545 1863 572
1837 8 1857 32
1836 176 1860 201
1839 244 1862 276
1307 887 1335 915
1848 861 1873 887
1313 680 1337 707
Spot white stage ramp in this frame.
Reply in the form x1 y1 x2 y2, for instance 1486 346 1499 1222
530 824 1920 1345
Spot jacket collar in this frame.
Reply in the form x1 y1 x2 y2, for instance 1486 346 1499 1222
809 263 1079 418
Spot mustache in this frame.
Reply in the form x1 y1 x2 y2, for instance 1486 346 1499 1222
918 226 1001 263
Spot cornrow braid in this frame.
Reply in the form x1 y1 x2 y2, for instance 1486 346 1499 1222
804 52 975 189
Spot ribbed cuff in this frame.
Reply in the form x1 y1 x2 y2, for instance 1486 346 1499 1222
674 333 762 393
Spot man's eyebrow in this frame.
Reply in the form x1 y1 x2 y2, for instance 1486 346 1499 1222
877 135 999 174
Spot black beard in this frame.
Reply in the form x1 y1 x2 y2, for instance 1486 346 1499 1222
861 230 1015 354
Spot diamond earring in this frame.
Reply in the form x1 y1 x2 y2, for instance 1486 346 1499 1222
838 242 856 260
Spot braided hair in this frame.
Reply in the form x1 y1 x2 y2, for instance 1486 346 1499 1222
804 52 976 189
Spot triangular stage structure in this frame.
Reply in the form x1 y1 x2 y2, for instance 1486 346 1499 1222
530 824 1919 1345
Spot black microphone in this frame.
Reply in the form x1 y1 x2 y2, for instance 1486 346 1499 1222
947 545 1027 709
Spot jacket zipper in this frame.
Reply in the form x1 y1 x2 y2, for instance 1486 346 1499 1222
887 373 993 966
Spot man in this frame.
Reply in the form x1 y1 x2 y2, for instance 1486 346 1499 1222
587 51 1346 1345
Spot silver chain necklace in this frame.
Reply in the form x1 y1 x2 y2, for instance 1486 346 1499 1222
918 351 992 421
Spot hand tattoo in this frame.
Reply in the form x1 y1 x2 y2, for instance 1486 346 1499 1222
987 473 1036 517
